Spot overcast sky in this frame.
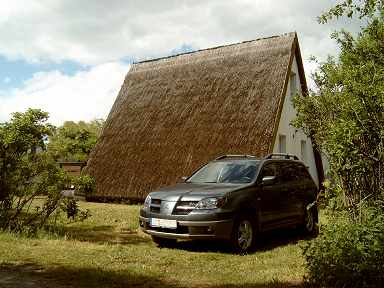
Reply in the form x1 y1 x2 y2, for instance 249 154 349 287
0 0 362 125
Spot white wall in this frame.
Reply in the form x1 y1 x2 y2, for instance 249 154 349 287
272 56 319 186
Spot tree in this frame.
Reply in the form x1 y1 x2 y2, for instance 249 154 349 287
294 3 384 287
293 5 384 218
0 109 71 233
47 119 104 162
319 0 384 23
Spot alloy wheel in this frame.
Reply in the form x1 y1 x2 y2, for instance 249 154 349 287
237 219 253 251
305 209 314 232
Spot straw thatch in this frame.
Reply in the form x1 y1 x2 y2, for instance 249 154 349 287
86 32 319 201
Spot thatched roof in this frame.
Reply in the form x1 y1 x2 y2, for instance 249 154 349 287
86 32 314 200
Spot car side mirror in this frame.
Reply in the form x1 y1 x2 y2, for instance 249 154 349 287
262 176 276 186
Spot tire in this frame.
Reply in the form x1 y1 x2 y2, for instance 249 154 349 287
152 236 177 248
301 206 318 237
230 215 256 254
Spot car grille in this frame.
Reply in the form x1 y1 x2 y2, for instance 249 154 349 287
150 199 198 215
173 201 198 215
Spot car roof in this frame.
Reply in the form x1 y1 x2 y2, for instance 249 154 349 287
213 158 261 163
212 154 304 165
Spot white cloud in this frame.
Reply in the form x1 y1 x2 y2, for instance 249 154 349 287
0 0 360 66
0 62 129 125
0 0 365 123
3 77 11 84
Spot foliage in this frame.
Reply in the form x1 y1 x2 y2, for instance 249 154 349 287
319 0 384 23
298 4 384 287
302 208 384 288
0 109 71 234
61 198 79 219
60 198 91 222
293 13 384 218
47 119 104 162
74 175 96 197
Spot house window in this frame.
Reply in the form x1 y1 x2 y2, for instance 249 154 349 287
278 134 287 153
301 140 307 162
290 72 297 98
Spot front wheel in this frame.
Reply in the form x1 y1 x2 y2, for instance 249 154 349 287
230 215 256 254
152 236 177 248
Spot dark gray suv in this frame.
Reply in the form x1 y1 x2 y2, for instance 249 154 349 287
139 154 318 253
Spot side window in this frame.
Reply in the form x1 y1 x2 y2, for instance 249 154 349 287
296 164 312 181
279 163 297 183
259 163 278 182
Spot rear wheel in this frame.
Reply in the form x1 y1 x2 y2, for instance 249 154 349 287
231 215 256 254
301 206 318 236
152 236 177 248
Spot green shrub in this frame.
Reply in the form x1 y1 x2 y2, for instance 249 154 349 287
60 198 79 219
60 198 91 222
0 109 73 234
74 175 95 197
302 210 384 287
293 12 384 216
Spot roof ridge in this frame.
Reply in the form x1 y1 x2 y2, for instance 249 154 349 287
133 32 296 65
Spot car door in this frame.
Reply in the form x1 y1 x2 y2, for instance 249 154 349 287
279 162 303 221
258 162 290 229
294 163 318 219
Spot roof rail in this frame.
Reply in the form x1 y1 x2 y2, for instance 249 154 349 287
215 155 256 160
264 153 299 160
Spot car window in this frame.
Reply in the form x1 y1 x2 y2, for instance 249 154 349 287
187 161 259 184
259 162 280 183
296 164 312 181
280 163 297 183
260 162 299 184
260 163 277 178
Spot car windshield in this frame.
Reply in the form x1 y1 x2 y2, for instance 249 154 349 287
187 161 259 184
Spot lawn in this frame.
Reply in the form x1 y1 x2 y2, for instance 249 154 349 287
0 201 312 288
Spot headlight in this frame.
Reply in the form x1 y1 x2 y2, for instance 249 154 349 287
143 195 151 209
195 197 227 209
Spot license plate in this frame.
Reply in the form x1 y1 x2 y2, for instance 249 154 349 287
150 218 177 229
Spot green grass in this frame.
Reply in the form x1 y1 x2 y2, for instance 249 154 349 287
0 201 312 287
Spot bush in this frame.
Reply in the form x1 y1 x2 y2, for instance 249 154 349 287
293 12 384 216
0 109 72 234
60 198 91 222
74 175 95 197
302 209 384 287
61 198 79 219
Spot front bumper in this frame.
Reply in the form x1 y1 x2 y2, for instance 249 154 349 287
139 216 234 240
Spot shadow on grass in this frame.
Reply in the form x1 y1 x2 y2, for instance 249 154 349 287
0 262 303 288
48 224 151 245
173 227 312 254
256 227 315 252
45 223 312 252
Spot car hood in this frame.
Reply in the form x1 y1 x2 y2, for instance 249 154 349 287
149 182 247 202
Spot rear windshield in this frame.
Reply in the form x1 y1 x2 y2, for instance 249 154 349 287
187 161 259 184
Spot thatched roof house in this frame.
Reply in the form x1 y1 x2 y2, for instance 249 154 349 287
87 32 324 201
